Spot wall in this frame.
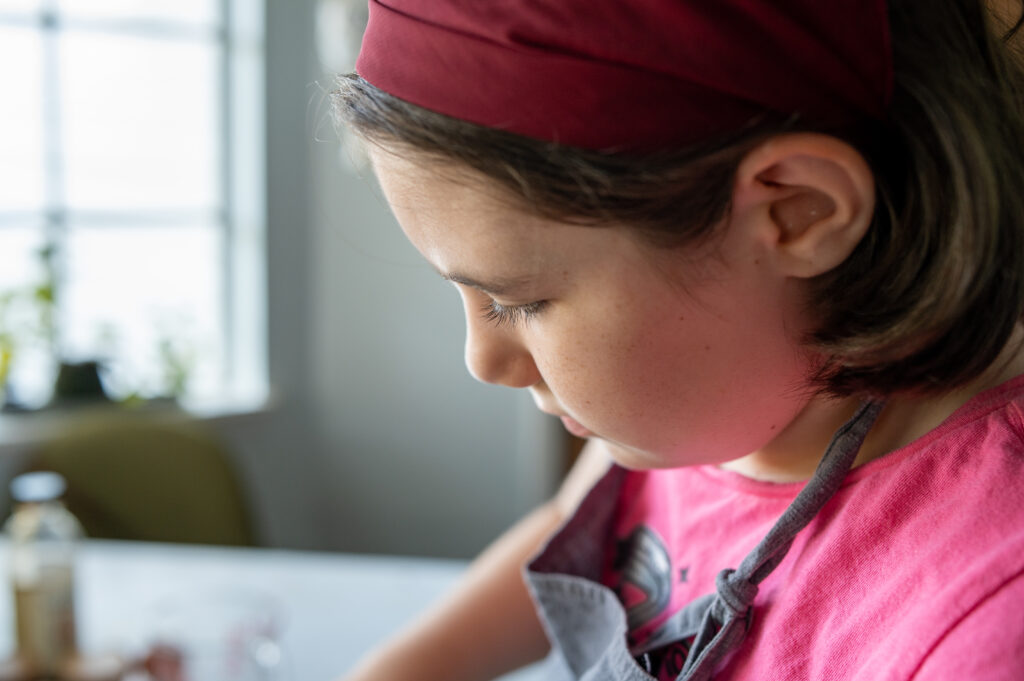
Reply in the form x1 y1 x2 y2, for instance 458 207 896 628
247 0 563 557
0 0 563 560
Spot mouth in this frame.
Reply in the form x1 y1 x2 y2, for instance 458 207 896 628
530 389 596 438
558 414 595 438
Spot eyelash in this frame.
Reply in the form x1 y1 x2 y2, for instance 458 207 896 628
480 299 548 328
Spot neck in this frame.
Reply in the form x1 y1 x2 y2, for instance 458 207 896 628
721 325 1024 483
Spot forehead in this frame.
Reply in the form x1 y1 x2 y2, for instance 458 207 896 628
370 145 523 226
369 145 640 273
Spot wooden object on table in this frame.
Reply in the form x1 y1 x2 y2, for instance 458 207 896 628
0 652 123 681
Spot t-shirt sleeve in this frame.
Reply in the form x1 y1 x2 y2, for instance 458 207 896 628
911 570 1024 680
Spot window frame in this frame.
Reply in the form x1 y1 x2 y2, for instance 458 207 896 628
0 0 267 414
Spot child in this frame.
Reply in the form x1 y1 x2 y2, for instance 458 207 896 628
334 1 1024 679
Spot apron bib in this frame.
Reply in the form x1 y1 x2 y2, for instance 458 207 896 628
524 402 882 681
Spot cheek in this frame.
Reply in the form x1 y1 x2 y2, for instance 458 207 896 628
535 307 689 440
535 290 813 466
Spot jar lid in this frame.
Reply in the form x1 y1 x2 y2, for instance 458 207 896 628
10 471 67 503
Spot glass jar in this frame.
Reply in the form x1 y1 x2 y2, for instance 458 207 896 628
4 472 82 678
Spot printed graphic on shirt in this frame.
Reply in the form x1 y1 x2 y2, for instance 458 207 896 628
608 524 700 681
611 525 673 631
636 640 692 681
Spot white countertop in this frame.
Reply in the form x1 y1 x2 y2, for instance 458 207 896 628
0 540 546 681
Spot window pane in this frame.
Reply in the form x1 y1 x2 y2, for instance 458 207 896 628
61 31 221 212
0 226 55 409
58 0 218 27
0 26 45 212
0 0 41 14
64 224 225 403
0 226 46 291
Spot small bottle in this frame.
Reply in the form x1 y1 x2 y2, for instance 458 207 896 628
4 472 82 679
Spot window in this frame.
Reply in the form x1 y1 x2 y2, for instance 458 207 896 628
0 0 266 412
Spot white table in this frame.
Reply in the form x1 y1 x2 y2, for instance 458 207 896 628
0 540 545 681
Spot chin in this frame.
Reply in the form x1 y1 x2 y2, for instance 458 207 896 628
604 435 761 471
603 441 703 471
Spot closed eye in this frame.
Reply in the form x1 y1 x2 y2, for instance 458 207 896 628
480 299 548 328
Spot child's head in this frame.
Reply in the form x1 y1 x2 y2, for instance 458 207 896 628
335 1 1024 466
369 141 869 468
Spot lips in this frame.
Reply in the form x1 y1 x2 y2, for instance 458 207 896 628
531 389 595 438
559 414 595 438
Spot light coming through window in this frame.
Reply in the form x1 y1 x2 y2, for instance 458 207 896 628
0 0 266 412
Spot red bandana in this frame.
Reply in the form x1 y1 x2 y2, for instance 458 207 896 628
356 1 892 152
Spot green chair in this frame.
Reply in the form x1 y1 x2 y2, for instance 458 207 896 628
19 412 257 547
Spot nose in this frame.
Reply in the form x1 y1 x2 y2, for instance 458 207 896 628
462 298 541 388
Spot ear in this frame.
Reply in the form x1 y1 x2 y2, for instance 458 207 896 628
730 133 876 278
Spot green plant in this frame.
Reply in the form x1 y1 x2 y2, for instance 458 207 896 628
157 336 195 400
0 291 20 400
33 241 59 358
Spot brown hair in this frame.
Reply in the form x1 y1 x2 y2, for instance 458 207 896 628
334 0 1024 397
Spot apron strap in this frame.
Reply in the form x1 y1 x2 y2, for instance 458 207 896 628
674 400 885 681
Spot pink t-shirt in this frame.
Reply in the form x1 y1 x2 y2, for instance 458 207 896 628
601 376 1024 680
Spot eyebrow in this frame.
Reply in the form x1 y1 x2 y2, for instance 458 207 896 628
439 269 533 297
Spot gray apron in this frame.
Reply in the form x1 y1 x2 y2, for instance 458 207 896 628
523 402 882 681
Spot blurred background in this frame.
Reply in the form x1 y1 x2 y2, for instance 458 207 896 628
0 0 568 559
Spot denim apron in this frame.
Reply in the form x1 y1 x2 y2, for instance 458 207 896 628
523 402 882 681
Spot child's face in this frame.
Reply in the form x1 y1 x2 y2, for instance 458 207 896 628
371 148 820 469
